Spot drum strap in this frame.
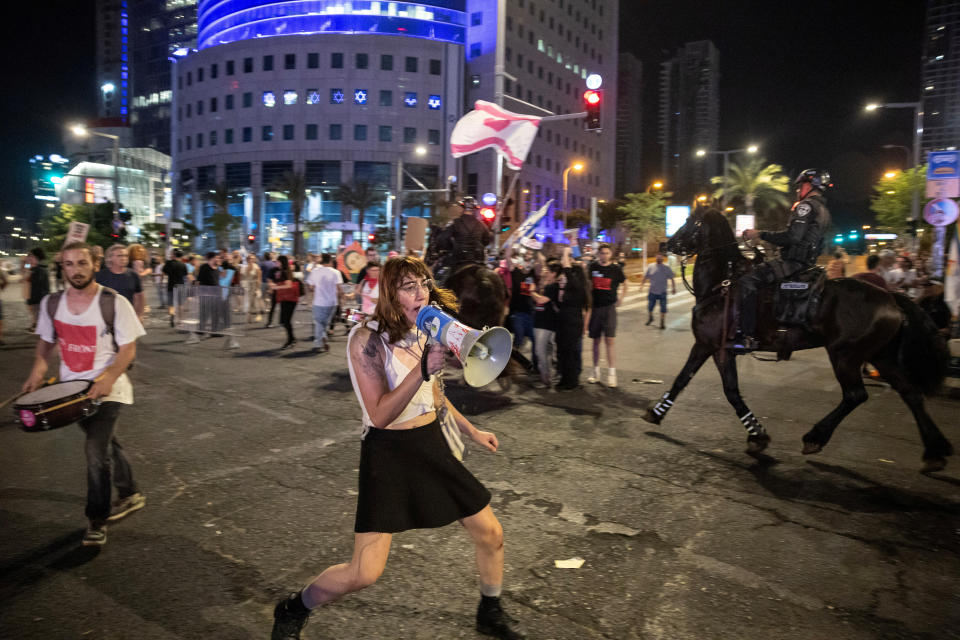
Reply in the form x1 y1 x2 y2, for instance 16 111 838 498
46 287 119 351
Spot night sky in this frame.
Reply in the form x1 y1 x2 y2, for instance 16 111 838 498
1 1 927 231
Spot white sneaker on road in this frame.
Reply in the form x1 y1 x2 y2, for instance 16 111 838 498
607 372 618 388
587 367 600 384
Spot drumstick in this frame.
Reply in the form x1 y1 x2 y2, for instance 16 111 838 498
33 395 93 416
0 377 57 410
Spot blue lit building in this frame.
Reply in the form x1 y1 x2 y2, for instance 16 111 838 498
173 0 466 252
96 0 131 121
173 0 619 251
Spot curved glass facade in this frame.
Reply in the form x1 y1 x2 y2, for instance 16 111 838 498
198 1 467 49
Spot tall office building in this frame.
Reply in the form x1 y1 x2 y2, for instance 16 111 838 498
129 0 198 153
922 0 960 152
95 0 130 121
658 40 720 199
464 0 619 228
615 52 642 196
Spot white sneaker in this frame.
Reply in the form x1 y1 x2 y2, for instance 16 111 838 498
607 372 618 388
587 367 600 384
185 333 201 344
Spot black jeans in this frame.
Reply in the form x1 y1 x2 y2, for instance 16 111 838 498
279 300 297 343
79 402 137 525
555 307 584 386
267 291 277 325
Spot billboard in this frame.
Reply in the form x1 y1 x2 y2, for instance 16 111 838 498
735 215 755 236
665 206 690 237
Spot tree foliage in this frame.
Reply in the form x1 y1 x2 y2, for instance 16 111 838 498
869 166 926 233
41 202 117 253
711 158 791 221
336 181 382 242
270 171 309 256
618 191 670 240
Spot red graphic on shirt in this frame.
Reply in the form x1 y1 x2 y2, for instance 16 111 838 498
520 281 535 296
54 319 97 372
592 276 612 291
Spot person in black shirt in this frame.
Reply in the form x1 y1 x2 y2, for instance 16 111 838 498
509 256 538 359
555 248 591 391
586 244 627 388
531 260 561 388
26 248 50 331
96 245 144 318
196 251 222 286
264 255 282 327
163 249 188 327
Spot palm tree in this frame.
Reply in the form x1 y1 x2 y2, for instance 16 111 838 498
271 171 309 256
205 183 238 250
336 181 381 244
711 158 791 222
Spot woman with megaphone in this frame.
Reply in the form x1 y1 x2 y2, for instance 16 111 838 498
272 256 526 640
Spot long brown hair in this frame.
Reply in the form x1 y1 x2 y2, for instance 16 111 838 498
367 256 458 343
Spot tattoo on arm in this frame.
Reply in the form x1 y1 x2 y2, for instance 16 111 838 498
355 330 387 384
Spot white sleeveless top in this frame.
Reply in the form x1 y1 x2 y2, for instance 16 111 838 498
346 320 437 438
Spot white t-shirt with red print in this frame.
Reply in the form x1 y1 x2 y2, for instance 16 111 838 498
36 286 146 404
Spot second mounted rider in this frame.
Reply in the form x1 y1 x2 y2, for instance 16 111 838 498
738 168 832 350
429 196 493 284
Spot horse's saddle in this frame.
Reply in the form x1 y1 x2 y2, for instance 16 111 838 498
774 266 826 329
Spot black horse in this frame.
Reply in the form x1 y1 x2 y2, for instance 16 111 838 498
643 207 953 472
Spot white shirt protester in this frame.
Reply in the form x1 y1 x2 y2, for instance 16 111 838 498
36 285 146 404
306 265 343 307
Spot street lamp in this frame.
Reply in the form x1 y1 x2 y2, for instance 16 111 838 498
562 161 585 228
647 180 664 193
695 145 759 212
864 101 923 224
71 123 121 219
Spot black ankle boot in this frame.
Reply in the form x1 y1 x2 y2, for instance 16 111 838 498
272 592 310 640
476 595 526 639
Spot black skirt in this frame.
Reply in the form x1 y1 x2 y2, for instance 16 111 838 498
355 419 491 534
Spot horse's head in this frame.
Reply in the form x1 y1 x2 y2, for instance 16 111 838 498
666 206 711 257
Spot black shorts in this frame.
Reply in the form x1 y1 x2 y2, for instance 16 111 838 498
588 304 617 338
355 420 491 534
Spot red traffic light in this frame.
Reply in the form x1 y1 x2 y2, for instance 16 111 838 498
247 234 255 243
368 233 376 242
480 207 496 222
583 89 602 131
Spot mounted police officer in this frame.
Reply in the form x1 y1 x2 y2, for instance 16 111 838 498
738 168 831 350
431 196 493 284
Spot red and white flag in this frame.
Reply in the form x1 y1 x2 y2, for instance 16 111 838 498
449 101 541 170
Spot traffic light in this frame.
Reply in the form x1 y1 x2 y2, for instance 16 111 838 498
583 89 602 131
368 233 376 243
247 234 255 245
479 207 496 227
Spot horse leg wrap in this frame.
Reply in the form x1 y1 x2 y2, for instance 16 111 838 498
651 393 674 419
739 411 763 437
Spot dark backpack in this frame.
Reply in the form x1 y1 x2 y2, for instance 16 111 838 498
46 287 120 352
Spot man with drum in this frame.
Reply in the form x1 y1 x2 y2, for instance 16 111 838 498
20 242 146 547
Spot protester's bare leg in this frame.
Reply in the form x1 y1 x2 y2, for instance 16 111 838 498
461 506 504 591
605 336 616 370
301 532 392 608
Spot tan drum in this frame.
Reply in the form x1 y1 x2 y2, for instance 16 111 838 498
12 380 99 432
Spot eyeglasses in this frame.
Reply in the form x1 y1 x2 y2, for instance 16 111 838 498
398 279 434 295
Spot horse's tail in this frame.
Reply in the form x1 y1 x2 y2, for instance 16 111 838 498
892 293 949 395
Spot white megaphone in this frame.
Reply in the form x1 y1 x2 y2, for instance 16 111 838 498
415 305 512 387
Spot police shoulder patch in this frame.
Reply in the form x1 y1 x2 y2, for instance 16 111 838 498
796 203 812 217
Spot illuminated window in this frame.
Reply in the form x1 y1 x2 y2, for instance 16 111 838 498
284 90 297 105
330 88 345 104
428 95 441 110
404 92 418 107
262 91 276 108
354 89 368 105
306 89 320 105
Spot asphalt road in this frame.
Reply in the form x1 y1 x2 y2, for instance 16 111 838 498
1 281 958 640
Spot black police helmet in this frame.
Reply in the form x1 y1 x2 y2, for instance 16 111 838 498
795 168 830 190
458 196 478 209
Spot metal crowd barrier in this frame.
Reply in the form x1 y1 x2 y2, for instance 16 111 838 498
174 284 246 337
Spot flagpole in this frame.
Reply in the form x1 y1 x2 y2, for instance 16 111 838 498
493 169 522 253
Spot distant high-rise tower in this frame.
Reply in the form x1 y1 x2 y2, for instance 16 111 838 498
129 0 198 153
922 1 960 152
95 0 130 121
659 40 720 198
616 52 643 196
